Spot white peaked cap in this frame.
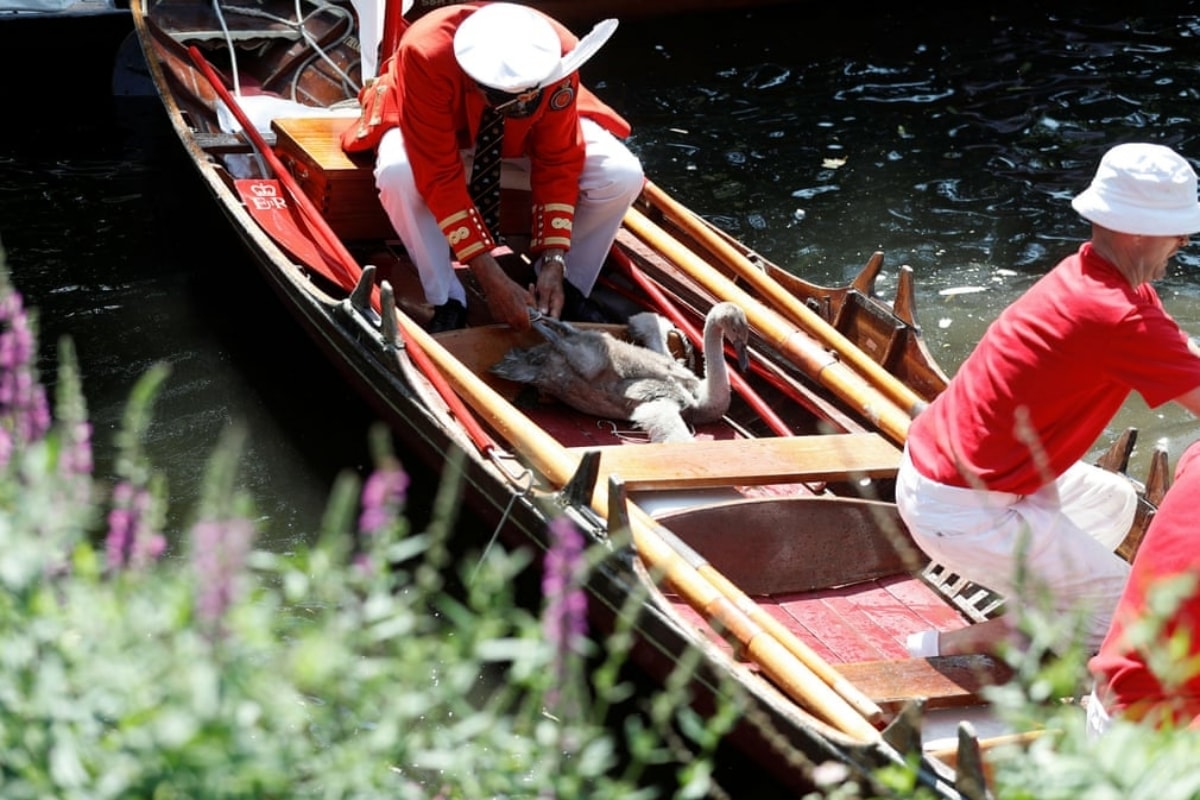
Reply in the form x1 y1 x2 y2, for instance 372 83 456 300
454 3 617 93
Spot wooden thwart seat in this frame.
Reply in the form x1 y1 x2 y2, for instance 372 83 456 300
570 432 900 491
839 654 1014 712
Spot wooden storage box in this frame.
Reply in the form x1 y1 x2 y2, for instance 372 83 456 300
271 116 394 241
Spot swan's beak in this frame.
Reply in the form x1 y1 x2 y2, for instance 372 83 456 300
733 342 749 374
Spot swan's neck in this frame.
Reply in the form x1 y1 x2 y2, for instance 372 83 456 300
694 315 732 419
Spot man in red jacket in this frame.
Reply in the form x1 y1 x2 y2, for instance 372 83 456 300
371 2 644 332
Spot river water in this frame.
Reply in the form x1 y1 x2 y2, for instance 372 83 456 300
2 2 1200 796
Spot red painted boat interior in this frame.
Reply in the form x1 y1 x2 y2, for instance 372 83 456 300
667 574 969 666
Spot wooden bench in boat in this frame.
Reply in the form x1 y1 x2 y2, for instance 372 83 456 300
838 655 1013 712
572 432 900 491
271 116 394 241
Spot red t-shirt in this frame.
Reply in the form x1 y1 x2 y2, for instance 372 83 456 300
1089 441 1200 728
907 242 1200 494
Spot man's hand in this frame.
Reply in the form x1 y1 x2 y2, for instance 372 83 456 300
534 250 567 319
467 250 535 331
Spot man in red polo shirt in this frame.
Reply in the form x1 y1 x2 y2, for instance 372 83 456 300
897 142 1200 659
368 2 643 332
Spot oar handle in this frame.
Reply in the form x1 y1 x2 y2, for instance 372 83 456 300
640 181 926 422
622 206 911 445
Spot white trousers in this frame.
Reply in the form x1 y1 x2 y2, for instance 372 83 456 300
895 447 1135 653
374 119 644 307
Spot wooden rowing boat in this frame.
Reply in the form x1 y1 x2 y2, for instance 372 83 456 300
128 1 1165 795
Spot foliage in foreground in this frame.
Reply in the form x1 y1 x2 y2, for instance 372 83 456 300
0 245 737 799
979 599 1200 800
4 239 1200 799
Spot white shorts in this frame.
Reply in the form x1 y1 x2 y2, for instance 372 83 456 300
895 446 1134 653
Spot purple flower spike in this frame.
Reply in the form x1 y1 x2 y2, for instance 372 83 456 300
60 420 93 479
542 516 588 710
192 517 255 628
0 285 50 467
105 481 165 572
358 464 410 536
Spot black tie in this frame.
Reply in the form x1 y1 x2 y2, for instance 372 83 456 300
468 105 504 241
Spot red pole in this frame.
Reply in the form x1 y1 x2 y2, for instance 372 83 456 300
185 45 500 458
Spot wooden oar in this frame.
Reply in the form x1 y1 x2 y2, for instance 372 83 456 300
622 205 912 445
639 180 928 421
394 315 883 741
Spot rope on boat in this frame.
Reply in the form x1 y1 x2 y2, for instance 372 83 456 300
597 419 656 444
291 0 361 96
471 450 535 583
209 0 360 102
210 0 241 96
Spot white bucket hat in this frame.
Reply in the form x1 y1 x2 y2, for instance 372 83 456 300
453 3 617 93
1071 142 1200 236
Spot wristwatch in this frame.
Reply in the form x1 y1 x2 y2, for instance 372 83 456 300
542 252 567 270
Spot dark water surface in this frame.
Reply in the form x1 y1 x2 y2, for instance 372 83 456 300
3 4 1200 793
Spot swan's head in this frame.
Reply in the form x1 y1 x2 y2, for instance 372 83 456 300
713 302 750 373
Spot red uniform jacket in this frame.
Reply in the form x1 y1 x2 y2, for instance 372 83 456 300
382 2 631 262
